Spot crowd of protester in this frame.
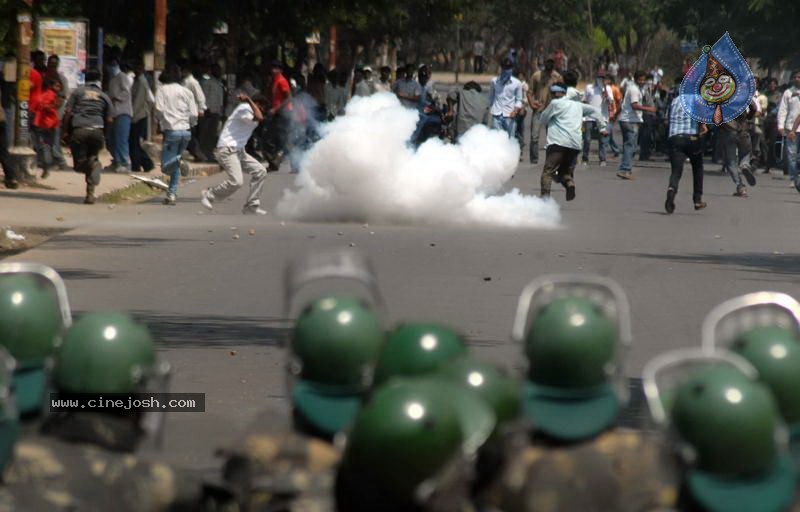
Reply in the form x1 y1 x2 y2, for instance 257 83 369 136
1 44 799 212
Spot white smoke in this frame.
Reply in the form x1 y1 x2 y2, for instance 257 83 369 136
276 93 561 228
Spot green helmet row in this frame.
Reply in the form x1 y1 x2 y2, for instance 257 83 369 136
645 351 797 512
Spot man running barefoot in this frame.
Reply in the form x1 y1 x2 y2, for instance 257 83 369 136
201 94 270 215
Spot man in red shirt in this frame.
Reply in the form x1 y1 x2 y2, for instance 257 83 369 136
29 51 47 168
264 60 292 171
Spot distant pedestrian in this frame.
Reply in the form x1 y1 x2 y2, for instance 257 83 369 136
719 102 758 197
307 63 327 118
155 64 198 205
373 66 393 93
61 68 113 204
473 39 485 73
106 58 133 172
604 75 622 156
45 54 70 169
324 69 347 120
528 59 563 163
200 64 226 162
353 68 371 97
31 77 62 179
664 93 708 214
129 59 155 173
264 60 293 171
537 83 607 200
29 50 47 171
582 69 610 166
616 71 657 180
0 87 15 189
392 64 422 110
201 93 269 215
488 58 524 138
777 70 800 191
180 60 207 162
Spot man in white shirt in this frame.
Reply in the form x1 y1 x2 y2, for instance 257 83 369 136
777 70 800 191
537 83 606 200
616 70 656 180
180 60 207 162
201 94 270 215
488 58 524 138
582 69 611 166
154 64 198 205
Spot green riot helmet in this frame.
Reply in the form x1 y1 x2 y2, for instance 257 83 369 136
0 347 19 472
730 326 800 430
290 295 384 438
55 312 159 394
0 264 71 415
702 292 800 434
338 378 487 509
372 323 467 386
644 349 796 512
436 356 522 431
285 249 386 440
512 275 631 441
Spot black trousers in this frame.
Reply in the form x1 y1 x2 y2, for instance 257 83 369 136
668 134 704 202
0 121 15 184
198 113 221 162
69 127 104 193
129 118 154 172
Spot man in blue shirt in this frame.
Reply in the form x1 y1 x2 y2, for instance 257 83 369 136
489 58 524 138
537 83 606 201
665 94 708 214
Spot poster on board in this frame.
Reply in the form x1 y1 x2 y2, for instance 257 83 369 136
37 18 88 91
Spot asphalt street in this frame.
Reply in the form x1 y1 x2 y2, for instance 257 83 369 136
3 148 799 472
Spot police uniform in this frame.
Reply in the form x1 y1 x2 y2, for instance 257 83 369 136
2 435 194 512
214 410 338 512
487 428 678 512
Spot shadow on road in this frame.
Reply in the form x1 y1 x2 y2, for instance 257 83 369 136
58 267 116 280
70 310 290 348
586 251 800 277
39 234 202 250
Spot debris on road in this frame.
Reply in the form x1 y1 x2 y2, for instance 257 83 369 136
483 277 492 281
230 350 237 356
349 242 356 247
714 235 721 239
56 216 65 222
429 243 436 247
4 229 25 241
232 234 240 240
249 229 256 236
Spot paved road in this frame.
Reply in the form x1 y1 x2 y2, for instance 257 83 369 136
3 149 799 471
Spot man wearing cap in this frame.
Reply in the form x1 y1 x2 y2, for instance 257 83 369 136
536 83 607 201
582 69 611 166
488 58 524 138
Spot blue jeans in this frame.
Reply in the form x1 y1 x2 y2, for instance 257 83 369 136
619 122 640 171
492 115 517 138
607 120 621 154
582 121 608 162
786 136 800 183
111 114 132 168
161 130 191 196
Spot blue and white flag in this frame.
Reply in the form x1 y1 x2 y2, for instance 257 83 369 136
679 32 755 126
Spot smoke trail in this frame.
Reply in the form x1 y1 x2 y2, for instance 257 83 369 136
276 93 561 229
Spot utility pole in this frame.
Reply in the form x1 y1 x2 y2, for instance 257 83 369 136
328 26 337 70
14 0 33 147
454 13 463 84
154 0 167 71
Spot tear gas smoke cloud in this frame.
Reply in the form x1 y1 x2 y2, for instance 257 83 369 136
276 93 561 229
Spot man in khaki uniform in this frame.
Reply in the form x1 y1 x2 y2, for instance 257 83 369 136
528 58 563 164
